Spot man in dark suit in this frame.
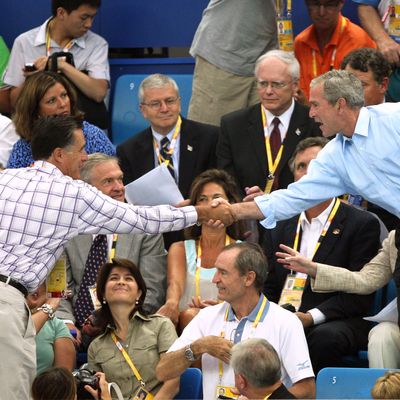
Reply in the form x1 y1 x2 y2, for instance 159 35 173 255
217 50 321 196
116 73 218 200
263 137 381 373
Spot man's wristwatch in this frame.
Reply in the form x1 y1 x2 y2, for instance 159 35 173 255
184 344 196 362
37 303 55 320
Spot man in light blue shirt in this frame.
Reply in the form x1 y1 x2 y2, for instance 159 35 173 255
230 70 400 228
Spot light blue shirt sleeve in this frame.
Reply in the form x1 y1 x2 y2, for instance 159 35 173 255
255 139 349 229
255 104 400 229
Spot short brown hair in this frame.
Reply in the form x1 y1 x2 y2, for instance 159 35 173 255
13 71 83 141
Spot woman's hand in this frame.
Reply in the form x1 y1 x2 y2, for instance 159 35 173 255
85 372 111 400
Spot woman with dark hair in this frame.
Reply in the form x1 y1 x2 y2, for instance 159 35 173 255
157 169 248 331
31 366 112 400
7 71 115 168
88 258 179 400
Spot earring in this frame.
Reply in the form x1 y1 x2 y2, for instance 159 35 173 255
102 298 107 304
135 299 139 305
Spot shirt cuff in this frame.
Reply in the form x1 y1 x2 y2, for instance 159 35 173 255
254 195 277 229
308 308 326 325
183 205 198 226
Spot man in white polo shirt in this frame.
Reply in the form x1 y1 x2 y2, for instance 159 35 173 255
156 242 315 399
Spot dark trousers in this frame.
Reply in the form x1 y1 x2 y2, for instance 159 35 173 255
306 318 371 373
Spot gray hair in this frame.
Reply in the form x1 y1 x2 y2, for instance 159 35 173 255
80 153 119 184
310 70 364 108
289 137 329 173
231 338 281 388
138 74 179 103
221 242 268 291
255 50 300 81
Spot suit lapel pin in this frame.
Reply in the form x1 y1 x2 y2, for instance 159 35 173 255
187 145 193 152
295 128 301 136
332 228 340 235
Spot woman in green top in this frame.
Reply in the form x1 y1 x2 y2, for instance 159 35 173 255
88 258 179 399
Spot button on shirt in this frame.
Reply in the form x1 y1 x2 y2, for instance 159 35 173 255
255 103 400 229
0 161 197 291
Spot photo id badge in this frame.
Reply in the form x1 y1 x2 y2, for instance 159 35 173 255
131 386 154 400
89 285 102 310
216 385 238 399
47 255 67 298
278 274 307 311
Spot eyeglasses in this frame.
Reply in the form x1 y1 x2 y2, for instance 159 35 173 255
306 0 341 9
141 96 180 111
256 80 293 90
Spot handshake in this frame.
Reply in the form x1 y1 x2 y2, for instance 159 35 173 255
195 198 238 226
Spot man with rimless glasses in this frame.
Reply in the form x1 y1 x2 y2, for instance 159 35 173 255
117 74 218 248
217 50 321 197
117 74 218 200
295 0 376 99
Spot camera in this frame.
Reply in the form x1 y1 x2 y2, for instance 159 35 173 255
72 364 99 400
46 51 75 72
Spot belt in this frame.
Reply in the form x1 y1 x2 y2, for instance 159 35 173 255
0 274 28 296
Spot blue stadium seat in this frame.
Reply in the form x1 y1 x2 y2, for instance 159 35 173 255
111 74 193 146
174 368 203 400
316 367 392 399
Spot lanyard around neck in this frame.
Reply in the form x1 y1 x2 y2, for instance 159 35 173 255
293 198 341 258
261 106 284 193
153 116 182 167
195 235 231 297
45 19 74 56
111 331 146 386
311 16 347 78
218 296 268 382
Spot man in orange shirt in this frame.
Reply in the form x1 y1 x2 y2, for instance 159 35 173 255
295 0 376 99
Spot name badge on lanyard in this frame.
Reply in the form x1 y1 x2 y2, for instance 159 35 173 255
278 198 341 310
276 0 294 52
388 1 400 41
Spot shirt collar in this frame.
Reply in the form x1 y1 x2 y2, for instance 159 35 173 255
264 98 295 131
152 120 179 144
32 160 66 177
227 294 269 322
34 17 86 48
300 198 336 228
104 310 151 332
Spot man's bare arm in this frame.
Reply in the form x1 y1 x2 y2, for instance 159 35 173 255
156 336 233 381
358 5 400 64
288 377 316 399
58 60 108 102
